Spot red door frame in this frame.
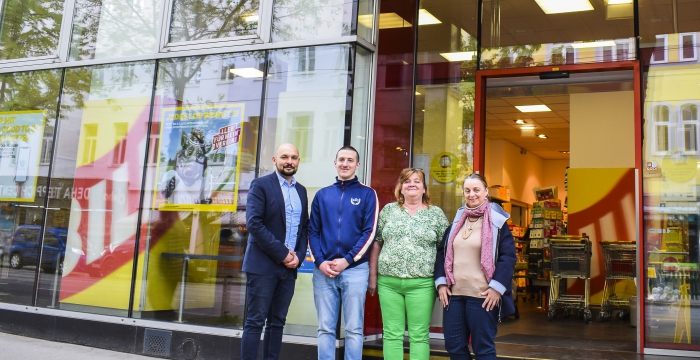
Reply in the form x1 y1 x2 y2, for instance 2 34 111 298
473 60 644 354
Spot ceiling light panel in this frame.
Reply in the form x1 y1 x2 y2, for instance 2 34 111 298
516 105 552 112
535 0 594 14
439 51 476 62
418 9 441 25
358 13 412 29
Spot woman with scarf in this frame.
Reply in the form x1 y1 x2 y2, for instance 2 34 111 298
434 173 516 360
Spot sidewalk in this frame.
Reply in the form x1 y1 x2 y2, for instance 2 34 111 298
0 332 155 360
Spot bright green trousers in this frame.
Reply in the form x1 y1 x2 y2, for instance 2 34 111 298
377 276 436 360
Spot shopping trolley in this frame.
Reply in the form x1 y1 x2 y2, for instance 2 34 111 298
547 235 593 323
598 241 636 322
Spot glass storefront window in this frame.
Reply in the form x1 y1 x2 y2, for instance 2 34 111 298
640 0 700 351
0 0 65 60
136 52 263 327
271 0 354 42
0 69 62 306
68 0 164 61
356 0 375 43
351 45 372 180
259 43 360 336
480 0 634 69
45 61 156 314
414 0 477 217
168 0 259 43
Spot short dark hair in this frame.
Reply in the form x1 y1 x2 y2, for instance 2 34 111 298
336 145 360 162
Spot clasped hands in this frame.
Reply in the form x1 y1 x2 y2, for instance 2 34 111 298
319 258 349 278
283 250 299 268
437 285 501 311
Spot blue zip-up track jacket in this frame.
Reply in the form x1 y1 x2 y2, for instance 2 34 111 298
309 176 379 269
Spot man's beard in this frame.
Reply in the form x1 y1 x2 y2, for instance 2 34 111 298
277 164 297 177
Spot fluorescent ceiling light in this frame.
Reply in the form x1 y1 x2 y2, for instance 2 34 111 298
418 9 442 25
521 125 536 130
230 68 264 78
516 105 551 112
570 40 617 49
535 0 593 14
359 13 412 29
521 129 535 137
538 134 548 139
606 0 632 4
244 14 259 22
439 51 476 62
515 119 526 124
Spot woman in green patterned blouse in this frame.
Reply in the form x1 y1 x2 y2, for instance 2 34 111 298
369 168 449 360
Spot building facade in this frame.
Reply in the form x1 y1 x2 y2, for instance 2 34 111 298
0 0 698 358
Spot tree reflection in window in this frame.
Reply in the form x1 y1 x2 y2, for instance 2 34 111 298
169 0 260 43
0 0 64 60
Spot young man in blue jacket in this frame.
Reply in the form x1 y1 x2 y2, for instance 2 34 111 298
309 145 378 360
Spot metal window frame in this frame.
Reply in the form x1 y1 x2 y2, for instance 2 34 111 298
649 34 669 64
158 0 274 52
649 102 675 155
677 101 700 154
678 32 698 62
0 0 281 71
0 36 374 74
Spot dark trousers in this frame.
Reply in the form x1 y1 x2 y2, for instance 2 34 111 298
443 296 498 360
241 269 296 360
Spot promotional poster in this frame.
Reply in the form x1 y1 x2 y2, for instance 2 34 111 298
154 104 245 212
0 110 46 202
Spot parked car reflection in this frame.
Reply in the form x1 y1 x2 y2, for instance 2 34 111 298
9 225 67 273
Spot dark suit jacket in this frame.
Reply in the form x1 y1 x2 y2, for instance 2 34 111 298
242 172 309 277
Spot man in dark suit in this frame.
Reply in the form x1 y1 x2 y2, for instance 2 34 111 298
241 143 309 360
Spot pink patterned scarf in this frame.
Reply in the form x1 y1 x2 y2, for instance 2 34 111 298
444 200 495 285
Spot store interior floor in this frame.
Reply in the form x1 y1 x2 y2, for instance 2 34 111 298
363 298 694 360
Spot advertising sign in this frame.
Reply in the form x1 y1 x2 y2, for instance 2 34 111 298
154 104 245 212
0 111 45 202
430 152 459 183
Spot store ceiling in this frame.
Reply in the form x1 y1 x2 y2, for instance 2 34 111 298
484 70 633 160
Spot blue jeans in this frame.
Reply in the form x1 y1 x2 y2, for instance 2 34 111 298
241 270 296 360
443 296 498 360
313 262 369 360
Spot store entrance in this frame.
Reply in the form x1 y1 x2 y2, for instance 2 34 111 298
479 66 641 358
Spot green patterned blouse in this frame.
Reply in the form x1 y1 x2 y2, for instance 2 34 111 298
376 202 449 278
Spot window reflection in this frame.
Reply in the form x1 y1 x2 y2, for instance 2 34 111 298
69 0 163 61
42 62 156 313
258 44 369 336
640 0 700 349
136 53 263 328
480 0 634 68
413 0 477 217
271 0 354 42
0 69 62 306
169 0 259 43
0 0 64 60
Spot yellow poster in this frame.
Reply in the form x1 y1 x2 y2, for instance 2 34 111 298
154 104 245 212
